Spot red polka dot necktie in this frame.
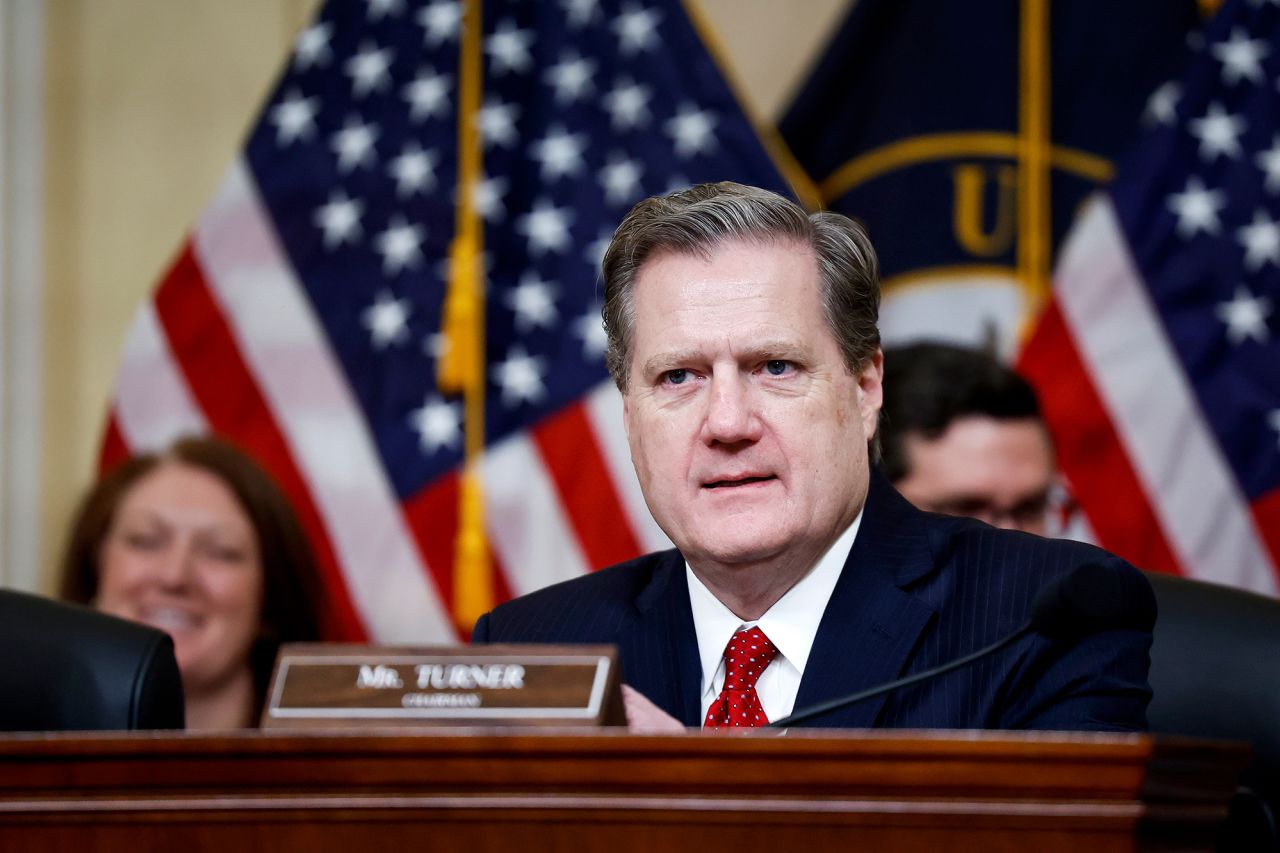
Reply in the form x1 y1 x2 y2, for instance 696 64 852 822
703 627 779 729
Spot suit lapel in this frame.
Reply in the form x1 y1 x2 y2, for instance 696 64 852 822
617 550 704 726
793 472 938 728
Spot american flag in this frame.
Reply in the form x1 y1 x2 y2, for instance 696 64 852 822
1021 0 1280 594
101 0 801 641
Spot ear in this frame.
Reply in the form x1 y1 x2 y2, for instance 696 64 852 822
856 349 884 440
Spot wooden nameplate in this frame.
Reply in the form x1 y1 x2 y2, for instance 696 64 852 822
261 643 625 729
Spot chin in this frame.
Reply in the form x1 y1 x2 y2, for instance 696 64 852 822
685 533 792 567
171 643 202 672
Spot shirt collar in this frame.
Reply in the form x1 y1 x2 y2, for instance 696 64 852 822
686 511 863 695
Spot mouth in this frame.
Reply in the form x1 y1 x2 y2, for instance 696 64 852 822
136 605 203 633
702 475 777 489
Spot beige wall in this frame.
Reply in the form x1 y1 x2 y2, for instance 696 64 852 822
36 0 847 590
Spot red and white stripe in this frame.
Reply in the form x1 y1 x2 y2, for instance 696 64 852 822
482 384 675 598
113 303 207 446
194 160 457 641
1023 196 1279 594
483 432 593 596
584 382 675 554
108 159 668 641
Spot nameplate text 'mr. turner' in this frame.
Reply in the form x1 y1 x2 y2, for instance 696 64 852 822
261 644 623 728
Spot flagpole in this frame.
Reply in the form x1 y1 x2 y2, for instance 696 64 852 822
438 0 493 633
1017 0 1052 337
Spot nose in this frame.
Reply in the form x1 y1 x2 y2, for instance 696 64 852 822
700 369 763 445
155 539 198 590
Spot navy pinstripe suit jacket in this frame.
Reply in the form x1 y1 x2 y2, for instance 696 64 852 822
472 472 1153 731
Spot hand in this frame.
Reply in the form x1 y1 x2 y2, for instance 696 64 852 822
621 684 688 734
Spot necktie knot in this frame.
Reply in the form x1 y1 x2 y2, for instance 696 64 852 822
722 626 778 690
704 627 778 729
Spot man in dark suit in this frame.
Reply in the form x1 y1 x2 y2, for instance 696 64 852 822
473 182 1151 732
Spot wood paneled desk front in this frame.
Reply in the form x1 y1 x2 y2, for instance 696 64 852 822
0 729 1248 851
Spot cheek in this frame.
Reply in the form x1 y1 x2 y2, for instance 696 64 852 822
96 544 149 600
629 410 680 477
798 388 864 444
784 395 868 488
206 566 265 627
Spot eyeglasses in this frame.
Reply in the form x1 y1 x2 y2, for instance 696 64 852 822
925 482 1076 535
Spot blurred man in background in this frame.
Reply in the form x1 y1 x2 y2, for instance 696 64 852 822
879 343 1055 536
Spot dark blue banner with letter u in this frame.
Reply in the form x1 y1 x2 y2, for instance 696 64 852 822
781 0 1198 356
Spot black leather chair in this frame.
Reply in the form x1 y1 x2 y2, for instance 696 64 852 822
0 589 184 731
1145 571 1280 852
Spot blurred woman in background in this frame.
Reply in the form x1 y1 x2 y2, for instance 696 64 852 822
60 436 326 730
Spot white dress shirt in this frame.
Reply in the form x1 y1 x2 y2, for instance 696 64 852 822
687 512 863 724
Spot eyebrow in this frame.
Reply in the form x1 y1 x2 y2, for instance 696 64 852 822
639 339 810 379
734 339 810 362
640 348 703 378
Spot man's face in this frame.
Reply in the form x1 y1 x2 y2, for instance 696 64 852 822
621 238 882 570
893 416 1055 535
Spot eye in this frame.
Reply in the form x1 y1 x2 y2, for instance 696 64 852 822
122 530 164 551
199 538 251 565
662 368 690 386
1011 495 1051 525
763 360 794 376
940 499 989 517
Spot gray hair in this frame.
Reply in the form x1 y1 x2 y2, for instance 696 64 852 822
601 181 881 392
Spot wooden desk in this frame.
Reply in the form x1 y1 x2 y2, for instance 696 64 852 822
0 729 1247 851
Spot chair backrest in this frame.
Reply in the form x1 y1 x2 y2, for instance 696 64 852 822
1145 571 1280 851
0 589 184 731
